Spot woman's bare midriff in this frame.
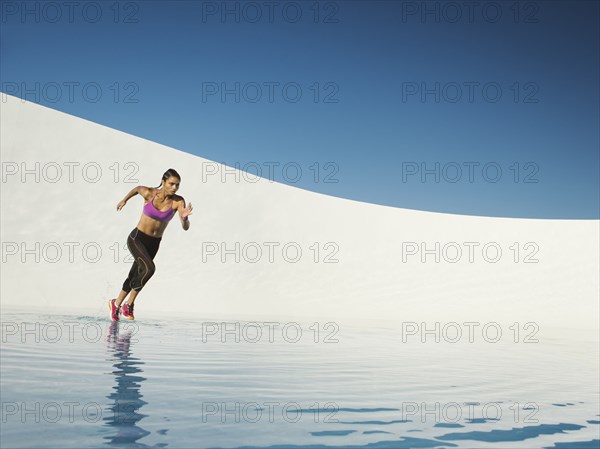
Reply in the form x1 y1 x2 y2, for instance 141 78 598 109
136 214 170 238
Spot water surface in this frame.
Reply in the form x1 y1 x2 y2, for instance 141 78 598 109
1 312 598 448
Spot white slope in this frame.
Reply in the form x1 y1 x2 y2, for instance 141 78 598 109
1 95 598 332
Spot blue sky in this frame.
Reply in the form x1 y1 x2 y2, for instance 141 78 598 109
1 0 598 218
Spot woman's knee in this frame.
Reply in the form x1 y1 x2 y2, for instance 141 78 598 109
140 261 156 285
147 261 156 277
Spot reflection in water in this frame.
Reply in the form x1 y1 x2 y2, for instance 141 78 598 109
104 322 164 448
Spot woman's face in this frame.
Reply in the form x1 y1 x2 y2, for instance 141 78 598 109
163 176 180 195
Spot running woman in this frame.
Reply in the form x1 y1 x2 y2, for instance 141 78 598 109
108 168 192 321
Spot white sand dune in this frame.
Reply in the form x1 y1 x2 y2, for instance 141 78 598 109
1 95 598 332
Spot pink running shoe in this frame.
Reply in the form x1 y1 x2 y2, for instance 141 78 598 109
108 299 120 321
121 302 135 320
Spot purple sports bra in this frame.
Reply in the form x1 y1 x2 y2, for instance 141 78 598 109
143 189 176 222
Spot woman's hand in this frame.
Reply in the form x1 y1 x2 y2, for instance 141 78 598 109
182 202 193 220
117 200 127 211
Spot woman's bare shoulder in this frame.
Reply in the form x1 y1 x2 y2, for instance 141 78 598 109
138 186 155 201
172 194 186 205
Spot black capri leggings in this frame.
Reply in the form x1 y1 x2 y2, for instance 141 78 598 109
122 228 161 293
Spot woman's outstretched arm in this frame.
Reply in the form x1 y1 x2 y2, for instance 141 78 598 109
117 186 151 211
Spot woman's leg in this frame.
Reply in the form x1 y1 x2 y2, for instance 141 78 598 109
114 290 129 307
120 228 161 306
115 259 140 307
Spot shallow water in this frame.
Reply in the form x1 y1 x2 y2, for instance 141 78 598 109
1 311 598 448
